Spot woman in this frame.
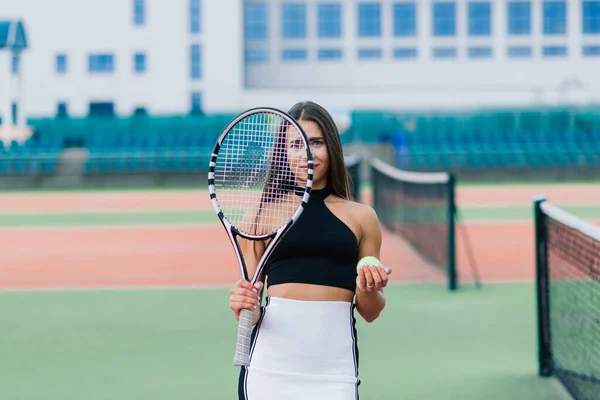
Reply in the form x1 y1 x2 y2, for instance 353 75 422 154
230 101 391 400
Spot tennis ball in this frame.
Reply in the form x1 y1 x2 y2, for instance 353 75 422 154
357 256 382 272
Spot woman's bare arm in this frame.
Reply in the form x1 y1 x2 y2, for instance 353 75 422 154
354 205 390 323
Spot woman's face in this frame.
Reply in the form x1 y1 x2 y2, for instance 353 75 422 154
286 119 329 188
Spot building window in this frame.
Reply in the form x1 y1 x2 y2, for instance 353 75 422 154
282 49 307 60
134 53 146 73
190 0 201 33
543 1 566 35
134 0 145 25
583 1 600 34
245 48 269 62
583 45 600 55
433 2 456 36
433 47 457 58
318 48 343 60
469 2 491 36
88 54 114 73
282 3 306 39
508 1 531 35
190 44 201 79
358 3 381 37
468 46 492 58
89 102 115 116
543 45 568 56
358 48 382 59
56 54 67 74
244 3 269 40
191 92 202 114
394 47 417 59
57 102 68 118
394 3 417 37
508 46 532 57
318 4 342 38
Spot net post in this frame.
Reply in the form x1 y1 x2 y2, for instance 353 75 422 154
448 173 457 292
534 194 552 377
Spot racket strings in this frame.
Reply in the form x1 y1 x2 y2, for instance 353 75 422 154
214 112 308 236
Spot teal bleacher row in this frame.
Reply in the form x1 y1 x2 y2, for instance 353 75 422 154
395 128 600 170
0 115 236 176
0 135 61 175
1 108 600 176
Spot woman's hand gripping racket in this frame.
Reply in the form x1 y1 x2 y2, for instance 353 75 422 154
208 107 313 367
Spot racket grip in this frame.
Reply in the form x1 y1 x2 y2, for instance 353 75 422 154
233 308 255 367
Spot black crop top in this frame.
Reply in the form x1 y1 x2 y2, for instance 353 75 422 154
263 185 359 293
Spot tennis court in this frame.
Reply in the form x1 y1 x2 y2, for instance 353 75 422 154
1 179 598 399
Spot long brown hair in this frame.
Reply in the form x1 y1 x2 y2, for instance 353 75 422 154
288 101 352 200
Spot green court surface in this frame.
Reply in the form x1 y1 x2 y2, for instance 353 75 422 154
0 283 569 400
0 210 216 228
1 205 598 228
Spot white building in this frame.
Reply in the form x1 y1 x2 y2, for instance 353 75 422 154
0 0 599 122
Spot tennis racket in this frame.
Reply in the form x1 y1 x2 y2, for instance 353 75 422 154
208 107 314 367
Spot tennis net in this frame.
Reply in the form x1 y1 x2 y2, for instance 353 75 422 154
345 154 361 202
370 158 457 291
535 197 600 400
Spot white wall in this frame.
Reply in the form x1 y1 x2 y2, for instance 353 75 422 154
0 0 598 120
0 51 12 124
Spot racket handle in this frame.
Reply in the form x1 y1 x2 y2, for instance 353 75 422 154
233 308 255 367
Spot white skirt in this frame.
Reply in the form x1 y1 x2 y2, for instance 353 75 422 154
238 296 360 400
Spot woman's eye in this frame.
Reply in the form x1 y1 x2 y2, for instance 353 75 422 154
311 140 323 147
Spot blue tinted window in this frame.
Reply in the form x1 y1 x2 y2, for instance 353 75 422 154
282 4 306 38
134 0 145 25
190 0 201 33
394 48 417 59
190 44 201 79
245 48 269 62
358 3 381 37
543 45 567 56
583 45 600 55
282 49 307 60
583 1 600 34
469 2 491 36
543 1 566 35
318 48 343 60
57 102 68 117
433 2 456 36
433 47 457 58
89 54 114 73
508 2 531 35
56 54 67 74
134 53 146 73
394 3 416 37
191 92 202 113
318 4 342 38
469 46 492 58
244 3 268 40
358 48 382 59
508 46 532 57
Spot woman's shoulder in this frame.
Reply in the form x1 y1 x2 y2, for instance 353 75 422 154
330 196 380 228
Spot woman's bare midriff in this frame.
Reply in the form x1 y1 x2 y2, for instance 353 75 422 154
267 283 354 302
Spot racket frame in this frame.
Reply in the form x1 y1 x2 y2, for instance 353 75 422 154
207 107 314 366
